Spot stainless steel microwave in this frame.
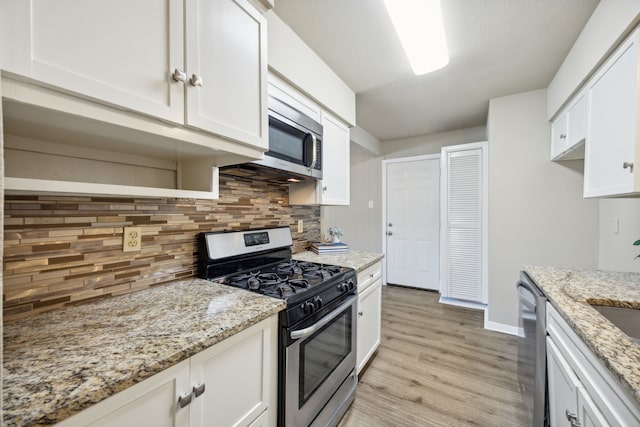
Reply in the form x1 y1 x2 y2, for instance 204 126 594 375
219 95 323 183
256 96 323 181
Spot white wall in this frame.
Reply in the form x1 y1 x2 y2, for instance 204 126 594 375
382 126 486 159
547 0 640 119
598 199 640 272
321 143 383 252
266 11 356 126
487 89 598 329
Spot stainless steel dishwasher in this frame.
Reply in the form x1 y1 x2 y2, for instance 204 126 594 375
516 271 548 427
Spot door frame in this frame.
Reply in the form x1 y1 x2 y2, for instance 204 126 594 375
440 141 489 307
381 154 441 287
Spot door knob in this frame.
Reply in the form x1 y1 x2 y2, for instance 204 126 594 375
189 74 203 87
387 231 393 236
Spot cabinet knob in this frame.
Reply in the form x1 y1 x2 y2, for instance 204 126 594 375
358 311 363 317
178 392 193 408
189 74 204 87
387 231 393 236
565 410 581 427
559 134 567 139
623 162 634 172
171 68 187 83
193 383 206 398
322 186 328 192
388 222 393 227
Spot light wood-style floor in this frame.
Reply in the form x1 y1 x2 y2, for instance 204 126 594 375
339 285 530 427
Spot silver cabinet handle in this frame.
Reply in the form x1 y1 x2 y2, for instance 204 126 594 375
193 383 206 398
565 410 581 427
189 74 203 87
559 134 567 139
387 231 393 236
178 392 192 408
623 162 634 172
172 68 187 83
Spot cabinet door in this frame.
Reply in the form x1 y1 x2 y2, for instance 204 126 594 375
584 28 640 197
185 0 267 149
550 112 568 160
319 111 350 205
56 360 191 427
547 337 581 427
356 279 382 373
189 317 274 427
578 387 610 427
567 92 587 149
2 0 185 124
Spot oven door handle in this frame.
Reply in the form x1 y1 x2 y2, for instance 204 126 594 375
290 295 356 340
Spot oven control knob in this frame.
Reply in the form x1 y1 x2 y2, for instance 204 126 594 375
347 280 355 291
303 301 315 314
337 283 347 292
313 296 323 310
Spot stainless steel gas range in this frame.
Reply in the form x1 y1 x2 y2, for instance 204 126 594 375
198 226 357 427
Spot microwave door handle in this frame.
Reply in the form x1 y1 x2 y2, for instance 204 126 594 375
304 132 317 169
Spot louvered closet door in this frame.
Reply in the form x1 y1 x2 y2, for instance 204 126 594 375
441 145 486 303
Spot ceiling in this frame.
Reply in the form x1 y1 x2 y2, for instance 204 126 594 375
273 0 600 142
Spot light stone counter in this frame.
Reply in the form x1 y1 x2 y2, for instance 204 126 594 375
2 278 285 427
293 250 384 273
525 266 640 406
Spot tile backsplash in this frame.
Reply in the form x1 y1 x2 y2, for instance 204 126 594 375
3 175 320 320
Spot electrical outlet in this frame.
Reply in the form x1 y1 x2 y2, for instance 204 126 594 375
297 220 304 233
368 200 374 208
123 227 142 252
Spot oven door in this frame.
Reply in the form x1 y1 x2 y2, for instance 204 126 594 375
285 295 357 427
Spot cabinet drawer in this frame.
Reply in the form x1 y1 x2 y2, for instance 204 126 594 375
357 262 382 292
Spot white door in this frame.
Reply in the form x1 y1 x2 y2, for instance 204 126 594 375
440 142 487 304
384 157 440 290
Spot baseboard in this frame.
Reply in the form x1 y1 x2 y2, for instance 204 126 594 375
438 296 486 311
484 310 523 336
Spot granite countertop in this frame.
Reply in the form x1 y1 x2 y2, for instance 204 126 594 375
2 278 286 427
293 250 384 273
525 266 640 405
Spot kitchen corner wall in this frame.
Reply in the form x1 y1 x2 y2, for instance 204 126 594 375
3 175 320 321
487 89 598 331
598 198 640 273
322 143 383 252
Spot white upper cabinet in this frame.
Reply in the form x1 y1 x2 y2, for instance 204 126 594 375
2 0 184 123
288 111 350 206
584 27 640 197
185 0 267 149
0 0 267 150
317 111 350 205
550 90 587 161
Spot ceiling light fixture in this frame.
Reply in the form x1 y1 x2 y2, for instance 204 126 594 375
382 0 449 75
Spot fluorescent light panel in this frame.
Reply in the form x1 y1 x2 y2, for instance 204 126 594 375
383 0 449 75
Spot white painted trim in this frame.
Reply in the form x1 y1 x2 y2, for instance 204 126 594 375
381 154 441 286
484 309 523 336
439 296 487 311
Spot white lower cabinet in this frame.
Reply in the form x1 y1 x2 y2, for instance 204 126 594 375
356 262 382 373
546 304 640 426
57 315 277 427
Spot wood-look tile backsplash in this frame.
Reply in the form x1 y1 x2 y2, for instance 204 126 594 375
3 175 320 320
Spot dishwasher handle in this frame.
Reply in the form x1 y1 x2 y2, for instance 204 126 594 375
517 281 537 313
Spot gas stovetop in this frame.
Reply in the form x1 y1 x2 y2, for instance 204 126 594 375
198 227 357 326
219 260 350 299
